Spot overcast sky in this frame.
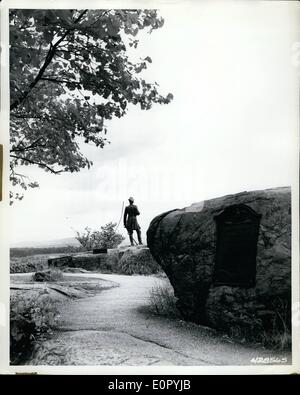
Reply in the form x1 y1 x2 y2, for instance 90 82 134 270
9 1 300 245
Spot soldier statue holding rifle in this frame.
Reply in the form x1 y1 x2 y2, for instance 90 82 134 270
123 197 143 246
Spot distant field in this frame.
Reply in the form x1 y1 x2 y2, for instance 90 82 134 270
10 246 84 258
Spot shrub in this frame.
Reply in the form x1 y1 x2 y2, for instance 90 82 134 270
148 280 181 318
76 222 125 250
259 297 291 350
147 284 290 350
32 269 64 282
116 249 161 275
225 296 291 350
10 255 49 273
10 290 59 364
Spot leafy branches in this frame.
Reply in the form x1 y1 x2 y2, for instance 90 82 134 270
10 9 173 202
76 222 125 250
10 10 88 110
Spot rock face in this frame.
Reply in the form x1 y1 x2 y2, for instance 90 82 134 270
147 187 291 332
72 253 111 272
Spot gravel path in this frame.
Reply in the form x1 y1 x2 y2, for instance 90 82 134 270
26 273 291 366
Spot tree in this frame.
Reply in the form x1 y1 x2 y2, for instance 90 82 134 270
10 9 173 202
76 222 125 250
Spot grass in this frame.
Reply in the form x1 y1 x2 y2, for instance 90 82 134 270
116 249 161 275
259 298 291 350
226 318 291 351
226 297 291 351
148 280 181 318
117 259 160 275
147 282 291 351
10 289 59 365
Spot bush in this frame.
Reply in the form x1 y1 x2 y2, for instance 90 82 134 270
76 222 125 250
10 255 48 273
10 290 59 364
32 269 64 282
224 296 291 350
258 297 291 350
147 284 290 350
116 248 161 275
148 280 181 318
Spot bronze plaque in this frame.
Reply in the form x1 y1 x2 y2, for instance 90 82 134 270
213 204 261 287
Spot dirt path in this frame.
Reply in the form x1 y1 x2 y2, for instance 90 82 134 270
27 273 291 366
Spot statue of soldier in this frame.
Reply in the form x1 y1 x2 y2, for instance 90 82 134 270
123 197 143 246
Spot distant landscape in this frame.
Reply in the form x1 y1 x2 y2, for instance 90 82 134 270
10 237 84 258
10 246 84 258
11 237 81 249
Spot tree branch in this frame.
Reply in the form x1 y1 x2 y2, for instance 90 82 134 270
10 9 88 111
40 77 81 86
10 154 64 174
10 137 44 153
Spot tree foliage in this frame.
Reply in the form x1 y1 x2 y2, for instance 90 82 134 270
10 9 173 202
76 222 125 250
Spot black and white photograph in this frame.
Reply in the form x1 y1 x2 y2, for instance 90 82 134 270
0 0 299 373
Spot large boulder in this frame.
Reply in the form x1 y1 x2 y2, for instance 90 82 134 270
147 187 291 332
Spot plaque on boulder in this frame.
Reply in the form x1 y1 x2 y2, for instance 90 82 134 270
213 204 261 287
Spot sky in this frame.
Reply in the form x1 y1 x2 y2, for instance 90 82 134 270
9 1 300 246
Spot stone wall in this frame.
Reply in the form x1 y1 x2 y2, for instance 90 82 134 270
48 246 159 275
146 187 291 331
48 253 111 272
